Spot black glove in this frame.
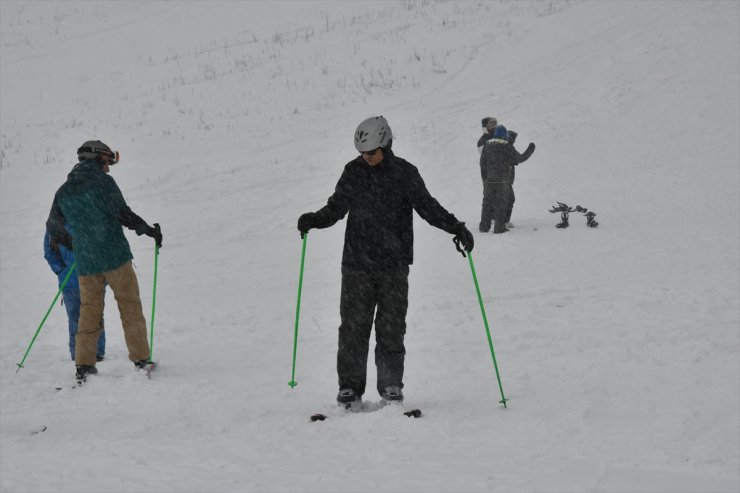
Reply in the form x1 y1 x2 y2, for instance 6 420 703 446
452 222 474 256
521 142 536 161
49 237 62 254
297 213 317 238
146 223 163 248
52 233 73 251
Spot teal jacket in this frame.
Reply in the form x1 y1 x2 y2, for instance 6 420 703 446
46 159 151 276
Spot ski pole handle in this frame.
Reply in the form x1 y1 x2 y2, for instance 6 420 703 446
152 223 162 248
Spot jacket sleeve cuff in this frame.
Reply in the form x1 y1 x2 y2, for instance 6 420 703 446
135 223 151 236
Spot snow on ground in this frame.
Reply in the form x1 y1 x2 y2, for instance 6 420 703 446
1 1 738 492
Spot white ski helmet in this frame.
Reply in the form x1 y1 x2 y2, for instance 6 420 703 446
354 116 392 152
77 140 118 164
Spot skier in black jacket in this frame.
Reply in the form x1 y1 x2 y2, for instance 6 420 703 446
479 125 535 233
297 116 474 409
477 117 519 226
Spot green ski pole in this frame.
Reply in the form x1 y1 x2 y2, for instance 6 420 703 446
289 233 308 388
148 235 160 363
16 262 77 372
466 251 508 408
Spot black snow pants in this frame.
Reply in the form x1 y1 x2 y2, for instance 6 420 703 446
504 187 515 224
480 182 513 233
337 265 409 397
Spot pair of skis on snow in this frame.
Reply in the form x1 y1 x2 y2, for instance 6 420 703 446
310 401 422 422
310 408 422 421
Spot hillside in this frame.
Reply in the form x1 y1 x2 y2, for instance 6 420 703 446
1 2 738 492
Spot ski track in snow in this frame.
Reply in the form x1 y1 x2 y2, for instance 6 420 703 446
1 1 738 492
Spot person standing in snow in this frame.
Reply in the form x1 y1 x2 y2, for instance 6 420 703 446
477 117 520 228
479 125 535 234
296 116 474 409
44 225 106 361
46 140 163 383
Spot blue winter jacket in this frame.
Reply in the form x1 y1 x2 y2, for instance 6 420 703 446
43 225 78 289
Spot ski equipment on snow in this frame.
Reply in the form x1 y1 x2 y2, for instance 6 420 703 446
585 211 598 228
310 408 422 422
30 425 48 435
550 202 599 228
149 231 160 362
380 385 404 403
16 262 78 372
75 364 97 384
289 233 308 388
135 360 157 378
550 202 574 228
465 252 508 408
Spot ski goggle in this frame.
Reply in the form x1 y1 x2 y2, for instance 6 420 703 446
77 146 119 164
360 148 381 157
105 150 120 164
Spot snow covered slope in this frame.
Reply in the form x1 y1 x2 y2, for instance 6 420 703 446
1 1 738 492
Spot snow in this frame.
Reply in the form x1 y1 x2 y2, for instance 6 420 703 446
1 1 738 492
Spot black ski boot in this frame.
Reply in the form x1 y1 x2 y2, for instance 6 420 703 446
556 211 570 228
134 359 156 371
585 211 599 228
133 359 156 379
381 386 404 405
75 365 97 383
550 202 574 228
380 385 403 404
337 388 362 412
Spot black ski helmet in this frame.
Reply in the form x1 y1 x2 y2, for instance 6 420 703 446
77 140 118 164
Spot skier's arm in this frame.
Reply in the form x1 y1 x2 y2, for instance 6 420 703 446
46 196 73 250
106 176 151 235
515 143 535 164
477 134 488 156
407 165 460 234
118 207 150 235
311 167 353 228
298 165 354 236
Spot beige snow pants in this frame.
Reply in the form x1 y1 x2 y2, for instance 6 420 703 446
75 261 150 366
